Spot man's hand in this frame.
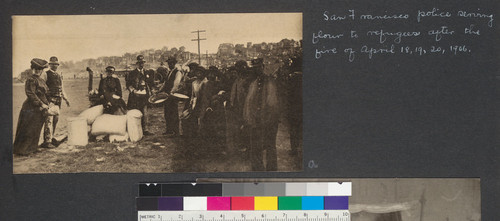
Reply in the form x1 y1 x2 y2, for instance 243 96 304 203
64 98 70 107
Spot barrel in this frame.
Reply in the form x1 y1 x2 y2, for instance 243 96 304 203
67 117 88 146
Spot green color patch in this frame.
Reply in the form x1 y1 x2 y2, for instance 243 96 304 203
278 196 302 210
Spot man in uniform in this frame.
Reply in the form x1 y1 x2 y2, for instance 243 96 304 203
159 56 182 136
43 56 70 148
126 55 154 135
98 66 126 115
243 58 280 171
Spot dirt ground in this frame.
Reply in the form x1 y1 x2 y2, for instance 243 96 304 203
12 79 302 173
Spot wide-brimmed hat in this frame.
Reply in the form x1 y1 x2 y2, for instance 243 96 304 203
31 58 48 69
49 56 59 65
148 92 169 104
136 55 146 63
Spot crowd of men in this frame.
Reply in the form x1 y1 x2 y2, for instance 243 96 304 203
96 54 303 171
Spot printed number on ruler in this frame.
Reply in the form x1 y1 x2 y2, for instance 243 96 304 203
138 211 350 221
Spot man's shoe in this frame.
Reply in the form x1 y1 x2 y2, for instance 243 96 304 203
41 142 56 149
143 131 154 136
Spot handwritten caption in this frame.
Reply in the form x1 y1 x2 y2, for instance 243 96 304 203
313 8 495 61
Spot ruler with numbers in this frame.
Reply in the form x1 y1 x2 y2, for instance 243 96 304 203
138 211 350 221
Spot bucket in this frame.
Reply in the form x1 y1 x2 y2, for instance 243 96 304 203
67 117 88 146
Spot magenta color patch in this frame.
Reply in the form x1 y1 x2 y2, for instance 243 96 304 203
207 197 231 210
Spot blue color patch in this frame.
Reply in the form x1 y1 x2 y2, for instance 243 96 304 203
301 196 324 210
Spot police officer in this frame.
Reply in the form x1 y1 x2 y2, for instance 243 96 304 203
98 66 126 115
43 56 69 148
126 55 154 135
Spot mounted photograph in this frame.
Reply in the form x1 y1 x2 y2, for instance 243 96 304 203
12 13 303 173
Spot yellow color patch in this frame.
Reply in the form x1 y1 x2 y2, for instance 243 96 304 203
254 197 278 210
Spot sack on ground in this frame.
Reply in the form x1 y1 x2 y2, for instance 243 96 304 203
79 105 104 125
91 114 127 136
67 117 88 146
127 109 143 142
109 133 129 143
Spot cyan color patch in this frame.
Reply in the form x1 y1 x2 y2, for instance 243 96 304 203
301 196 324 210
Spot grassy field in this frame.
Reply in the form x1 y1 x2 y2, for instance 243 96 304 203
12 78 302 173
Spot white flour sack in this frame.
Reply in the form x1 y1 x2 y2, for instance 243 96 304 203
78 105 104 125
126 109 143 142
91 114 127 136
67 117 88 146
109 133 129 143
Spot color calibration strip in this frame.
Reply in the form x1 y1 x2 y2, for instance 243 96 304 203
139 182 352 197
137 196 348 211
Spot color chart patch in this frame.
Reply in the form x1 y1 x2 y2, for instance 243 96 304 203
137 182 351 211
137 196 348 211
139 182 351 197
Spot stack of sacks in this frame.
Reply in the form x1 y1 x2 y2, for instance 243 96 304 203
74 105 145 143
79 105 104 125
91 114 128 143
65 105 104 146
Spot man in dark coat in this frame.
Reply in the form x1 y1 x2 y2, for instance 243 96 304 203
98 66 126 115
126 55 154 135
159 56 181 136
243 58 281 171
43 56 70 148
227 60 251 154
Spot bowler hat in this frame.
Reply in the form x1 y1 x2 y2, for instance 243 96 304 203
105 66 115 72
31 58 48 69
49 56 59 65
166 56 177 63
136 55 146 63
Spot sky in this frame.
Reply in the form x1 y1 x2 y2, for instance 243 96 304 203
12 13 302 77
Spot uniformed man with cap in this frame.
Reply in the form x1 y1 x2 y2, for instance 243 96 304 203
126 55 154 135
43 56 70 148
98 66 126 115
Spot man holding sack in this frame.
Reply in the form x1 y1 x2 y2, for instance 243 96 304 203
126 55 154 135
42 56 70 148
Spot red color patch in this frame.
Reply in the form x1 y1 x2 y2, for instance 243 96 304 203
231 197 255 210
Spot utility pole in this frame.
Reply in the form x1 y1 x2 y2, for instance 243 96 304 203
206 50 209 67
191 30 206 65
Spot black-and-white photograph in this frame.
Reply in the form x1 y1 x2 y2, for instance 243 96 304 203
12 13 303 173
